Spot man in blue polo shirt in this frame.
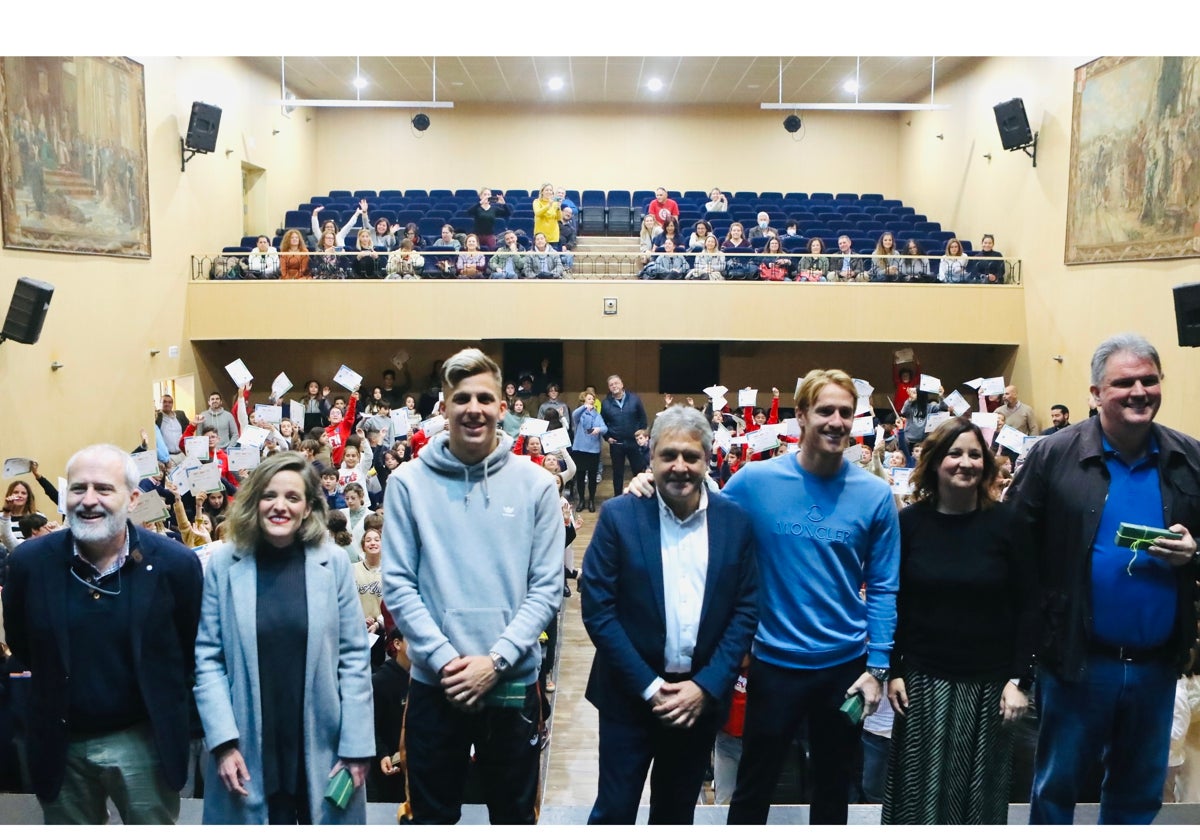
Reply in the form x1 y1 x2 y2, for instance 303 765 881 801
1009 333 1200 824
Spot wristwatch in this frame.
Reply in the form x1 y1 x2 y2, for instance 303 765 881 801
489 651 510 673
867 667 889 683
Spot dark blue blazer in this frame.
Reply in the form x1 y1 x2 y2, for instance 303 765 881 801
1 524 203 801
581 492 757 723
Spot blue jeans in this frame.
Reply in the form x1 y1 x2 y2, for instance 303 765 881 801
1031 655 1175 824
860 730 890 804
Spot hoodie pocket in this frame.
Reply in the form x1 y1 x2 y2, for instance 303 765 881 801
441 608 511 657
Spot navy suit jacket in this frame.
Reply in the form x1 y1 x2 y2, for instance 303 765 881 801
1 524 203 801
581 491 757 723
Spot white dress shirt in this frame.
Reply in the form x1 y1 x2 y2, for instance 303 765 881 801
642 487 710 700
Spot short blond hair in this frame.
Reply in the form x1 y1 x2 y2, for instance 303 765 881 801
442 347 502 392
794 368 856 413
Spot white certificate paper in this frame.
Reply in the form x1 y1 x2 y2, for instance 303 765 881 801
269 371 293 401
333 364 363 393
224 358 253 388
540 427 571 452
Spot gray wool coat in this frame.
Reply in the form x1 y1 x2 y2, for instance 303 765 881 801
194 540 375 824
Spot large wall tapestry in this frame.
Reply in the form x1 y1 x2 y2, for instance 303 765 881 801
1065 56 1200 265
0 56 150 258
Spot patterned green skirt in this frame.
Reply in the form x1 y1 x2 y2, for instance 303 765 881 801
881 669 1014 824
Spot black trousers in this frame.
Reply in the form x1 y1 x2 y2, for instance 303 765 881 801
403 679 541 824
573 450 600 502
608 440 646 496
727 655 866 825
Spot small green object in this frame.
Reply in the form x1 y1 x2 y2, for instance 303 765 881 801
1115 522 1181 549
324 767 354 810
483 680 528 709
839 692 865 725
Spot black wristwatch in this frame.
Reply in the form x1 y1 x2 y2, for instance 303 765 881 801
867 667 889 683
489 651 510 673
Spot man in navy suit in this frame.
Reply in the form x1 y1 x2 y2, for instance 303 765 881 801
2 444 203 824
581 406 757 824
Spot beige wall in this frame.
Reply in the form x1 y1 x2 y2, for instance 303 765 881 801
897 56 1200 434
312 104 902 198
0 56 317 508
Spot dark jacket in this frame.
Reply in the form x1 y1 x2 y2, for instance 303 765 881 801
600 390 648 444
1007 416 1200 682
1 524 203 800
581 492 758 722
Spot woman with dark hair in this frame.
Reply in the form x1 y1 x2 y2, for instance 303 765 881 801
882 417 1037 824
457 234 488 278
311 230 347 280
368 215 397 251
402 222 424 250
651 216 684 252
688 220 712 252
1 480 39 549
758 236 793 281
899 238 933 283
299 380 330 434
194 452 373 825
798 237 829 282
463 188 511 251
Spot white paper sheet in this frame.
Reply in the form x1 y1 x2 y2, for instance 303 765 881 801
714 426 732 453
187 462 223 494
844 444 865 463
168 463 192 496
289 400 305 423
57 477 67 515
269 372 293 401
224 358 253 388
419 415 446 437
228 447 261 471
971 412 999 431
237 425 270 449
745 428 780 454
390 349 410 370
995 425 1026 452
919 374 941 394
392 412 411 439
131 449 160 478
519 417 550 436
980 376 1006 397
738 388 758 408
893 348 915 364
3 457 32 478
852 378 874 398
702 385 728 402
255 403 282 425
784 418 800 438
964 377 985 390
333 364 363 393
890 468 914 495
540 427 571 452
944 391 971 416
925 411 951 433
854 396 873 417
129 491 170 525
851 415 875 437
184 436 211 461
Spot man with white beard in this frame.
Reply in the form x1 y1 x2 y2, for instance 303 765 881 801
2 444 203 824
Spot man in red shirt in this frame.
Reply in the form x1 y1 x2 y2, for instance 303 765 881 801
647 187 679 226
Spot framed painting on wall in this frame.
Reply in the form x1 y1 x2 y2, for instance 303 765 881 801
0 56 151 259
1065 56 1200 266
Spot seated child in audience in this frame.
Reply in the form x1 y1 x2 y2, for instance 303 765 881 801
321 467 347 510
634 428 651 466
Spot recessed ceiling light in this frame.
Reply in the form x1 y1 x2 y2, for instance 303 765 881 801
646 78 663 92
353 76 368 90
843 80 859 94
548 76 564 91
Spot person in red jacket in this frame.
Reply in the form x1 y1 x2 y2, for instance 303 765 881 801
322 391 359 466
742 387 781 462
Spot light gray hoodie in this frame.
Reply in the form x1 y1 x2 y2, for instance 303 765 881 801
381 430 564 687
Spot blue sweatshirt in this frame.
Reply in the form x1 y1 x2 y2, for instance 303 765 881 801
723 454 899 671
381 431 564 687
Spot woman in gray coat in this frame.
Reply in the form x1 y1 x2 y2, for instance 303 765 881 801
194 452 374 824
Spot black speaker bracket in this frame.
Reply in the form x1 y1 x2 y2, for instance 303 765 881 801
180 137 210 172
1010 131 1038 168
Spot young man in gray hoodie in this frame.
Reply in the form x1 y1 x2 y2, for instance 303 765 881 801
382 347 564 824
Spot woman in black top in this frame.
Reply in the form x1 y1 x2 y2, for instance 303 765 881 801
882 416 1037 824
464 187 511 251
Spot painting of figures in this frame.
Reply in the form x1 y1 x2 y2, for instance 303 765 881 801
1066 56 1200 265
0 56 150 258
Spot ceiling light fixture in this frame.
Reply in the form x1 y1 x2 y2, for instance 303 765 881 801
353 76 367 91
646 78 663 92
842 79 858 94
548 77 564 91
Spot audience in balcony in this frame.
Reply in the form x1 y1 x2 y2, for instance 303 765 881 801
938 238 971 284
829 234 869 282
456 234 487 278
526 233 565 279
385 238 424 279
489 230 529 278
758 236 793 281
640 238 689 279
798 237 830 282
246 235 280 279
533 183 563 246
687 234 726 280
869 232 903 283
463 188 511 250
705 187 728 213
279 228 310 279
972 234 1006 284
310 199 368 249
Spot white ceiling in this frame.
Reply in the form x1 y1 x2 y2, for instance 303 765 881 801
242 56 981 107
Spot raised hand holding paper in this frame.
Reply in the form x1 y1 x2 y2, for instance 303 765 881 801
995 425 1026 452
131 449 159 478
738 388 758 408
269 371 292 401
185 436 211 461
519 417 550 437
980 376 1006 397
238 425 270 449
944 391 971 416
919 374 941 394
3 457 33 478
333 364 363 393
853 378 874 398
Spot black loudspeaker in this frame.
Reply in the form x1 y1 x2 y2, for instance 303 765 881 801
185 101 222 153
411 113 430 132
994 98 1033 151
783 115 802 134
1173 282 1200 347
2 277 55 345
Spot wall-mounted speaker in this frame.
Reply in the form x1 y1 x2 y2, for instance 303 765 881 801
2 277 55 345
993 98 1033 151
411 113 430 132
783 115 802 134
186 101 222 153
1173 282 1200 347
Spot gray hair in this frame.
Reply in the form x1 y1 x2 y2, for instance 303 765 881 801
1090 333 1162 387
66 443 140 492
650 406 713 455
442 347 502 392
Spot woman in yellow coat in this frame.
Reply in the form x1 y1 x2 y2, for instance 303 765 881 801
532 182 562 245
